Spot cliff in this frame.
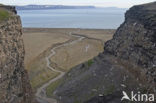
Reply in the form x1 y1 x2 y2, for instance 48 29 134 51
104 2 156 89
0 6 34 103
53 2 156 103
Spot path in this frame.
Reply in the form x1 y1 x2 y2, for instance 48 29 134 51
35 30 85 103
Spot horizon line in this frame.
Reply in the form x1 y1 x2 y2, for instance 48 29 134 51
13 4 128 9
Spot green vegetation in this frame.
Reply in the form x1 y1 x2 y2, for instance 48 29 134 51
73 95 83 103
26 51 60 90
74 98 82 103
87 59 94 67
46 78 63 97
104 84 115 95
0 9 10 21
30 69 59 89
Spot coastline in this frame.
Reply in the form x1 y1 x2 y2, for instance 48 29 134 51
23 27 116 31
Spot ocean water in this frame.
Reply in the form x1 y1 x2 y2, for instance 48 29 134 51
17 8 127 29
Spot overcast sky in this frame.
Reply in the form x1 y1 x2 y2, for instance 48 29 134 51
0 0 155 8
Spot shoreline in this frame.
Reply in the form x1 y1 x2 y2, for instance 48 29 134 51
23 28 116 34
23 27 116 30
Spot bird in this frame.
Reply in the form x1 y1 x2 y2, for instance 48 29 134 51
121 91 130 101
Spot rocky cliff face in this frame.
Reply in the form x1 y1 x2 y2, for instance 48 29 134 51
54 2 156 103
104 2 156 90
0 6 34 103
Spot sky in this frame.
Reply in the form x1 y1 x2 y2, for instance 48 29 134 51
0 0 155 8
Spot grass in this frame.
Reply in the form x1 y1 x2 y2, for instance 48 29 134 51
104 84 115 95
87 59 94 67
0 9 10 22
49 38 103 72
30 69 59 89
46 78 63 97
73 97 82 103
23 31 72 65
26 48 60 89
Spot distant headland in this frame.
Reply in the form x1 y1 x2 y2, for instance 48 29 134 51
16 5 96 10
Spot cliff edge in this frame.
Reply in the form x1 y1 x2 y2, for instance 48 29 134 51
53 2 156 103
0 5 34 103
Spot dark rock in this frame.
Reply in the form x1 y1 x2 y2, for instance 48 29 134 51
54 55 144 103
104 1 156 90
84 91 122 103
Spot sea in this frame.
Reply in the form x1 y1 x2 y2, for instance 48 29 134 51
17 8 127 29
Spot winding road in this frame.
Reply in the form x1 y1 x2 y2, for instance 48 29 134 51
35 30 85 103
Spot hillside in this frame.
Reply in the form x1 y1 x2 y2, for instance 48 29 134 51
0 5 35 103
53 2 156 103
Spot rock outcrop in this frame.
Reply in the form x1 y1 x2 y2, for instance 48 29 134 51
0 6 34 103
104 2 156 90
53 2 156 103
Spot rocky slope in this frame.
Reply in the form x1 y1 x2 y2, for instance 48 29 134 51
53 2 156 103
104 2 156 91
0 6 34 103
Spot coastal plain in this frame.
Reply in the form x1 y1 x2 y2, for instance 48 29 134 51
23 28 115 89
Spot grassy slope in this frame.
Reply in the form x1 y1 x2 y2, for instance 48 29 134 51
0 9 10 22
27 47 60 89
23 29 73 90
46 59 94 97
50 39 103 72
46 78 63 97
